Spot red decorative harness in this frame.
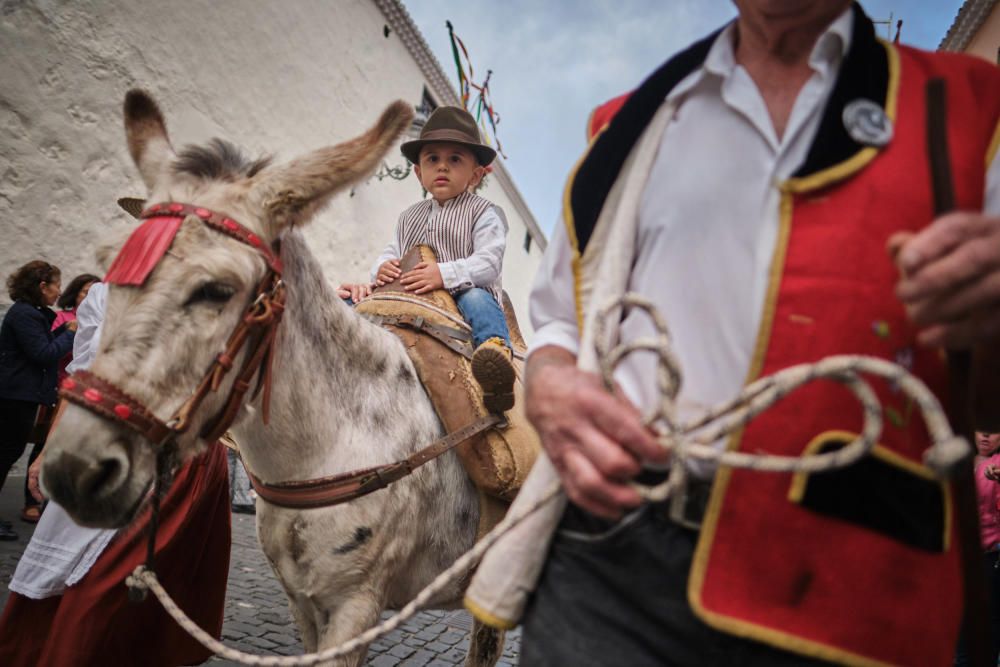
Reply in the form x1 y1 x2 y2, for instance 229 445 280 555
60 202 286 447
58 201 505 510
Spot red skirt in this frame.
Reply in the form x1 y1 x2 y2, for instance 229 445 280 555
0 441 231 666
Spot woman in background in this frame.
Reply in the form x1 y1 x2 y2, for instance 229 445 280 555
0 261 75 540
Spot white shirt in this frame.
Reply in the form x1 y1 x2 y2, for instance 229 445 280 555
529 9 1000 447
370 201 507 291
65 281 106 375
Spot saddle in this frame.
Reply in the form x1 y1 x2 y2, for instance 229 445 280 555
355 246 539 532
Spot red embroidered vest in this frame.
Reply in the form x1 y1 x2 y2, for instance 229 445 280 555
686 44 1000 666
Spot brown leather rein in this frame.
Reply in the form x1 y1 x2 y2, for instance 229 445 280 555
60 202 286 450
59 201 504 510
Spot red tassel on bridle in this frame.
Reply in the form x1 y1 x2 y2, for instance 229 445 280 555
104 216 184 286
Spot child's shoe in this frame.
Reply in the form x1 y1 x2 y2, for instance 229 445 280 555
472 337 516 414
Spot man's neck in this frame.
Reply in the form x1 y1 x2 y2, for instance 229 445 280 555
733 1 851 140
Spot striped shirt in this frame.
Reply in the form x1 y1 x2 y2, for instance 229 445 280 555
371 192 507 303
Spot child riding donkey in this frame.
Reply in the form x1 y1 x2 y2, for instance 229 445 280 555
340 106 516 413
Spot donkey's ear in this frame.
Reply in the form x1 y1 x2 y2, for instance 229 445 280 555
124 89 176 190
255 100 413 230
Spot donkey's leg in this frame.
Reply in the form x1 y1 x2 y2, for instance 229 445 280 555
286 593 319 652
313 591 384 667
465 620 505 667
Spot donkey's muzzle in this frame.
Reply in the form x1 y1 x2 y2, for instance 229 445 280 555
42 447 139 528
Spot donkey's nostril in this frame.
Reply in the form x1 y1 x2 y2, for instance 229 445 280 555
80 457 125 498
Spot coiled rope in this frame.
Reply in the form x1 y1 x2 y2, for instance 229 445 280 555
126 293 969 664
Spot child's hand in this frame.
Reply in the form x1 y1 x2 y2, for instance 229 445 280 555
336 283 373 303
376 259 402 286
986 465 1000 483
400 261 444 294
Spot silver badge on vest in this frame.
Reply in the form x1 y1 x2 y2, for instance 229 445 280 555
842 99 893 148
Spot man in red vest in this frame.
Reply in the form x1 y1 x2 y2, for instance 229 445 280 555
521 1 1000 665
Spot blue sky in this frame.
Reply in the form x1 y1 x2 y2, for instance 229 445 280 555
404 1 966 237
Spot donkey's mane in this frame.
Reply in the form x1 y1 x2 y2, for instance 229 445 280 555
173 138 273 181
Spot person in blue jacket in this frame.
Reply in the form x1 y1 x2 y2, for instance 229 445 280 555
0 260 75 541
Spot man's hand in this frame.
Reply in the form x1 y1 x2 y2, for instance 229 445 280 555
376 259 402 286
890 212 1000 348
525 346 666 519
399 261 444 295
28 450 45 502
336 282 373 303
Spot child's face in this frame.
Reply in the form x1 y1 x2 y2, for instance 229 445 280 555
414 143 485 204
976 431 1000 456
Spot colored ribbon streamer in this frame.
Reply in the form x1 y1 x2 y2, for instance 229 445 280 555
445 21 507 159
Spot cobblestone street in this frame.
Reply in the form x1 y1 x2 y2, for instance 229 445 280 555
0 456 520 666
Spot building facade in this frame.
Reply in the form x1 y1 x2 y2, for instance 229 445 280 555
940 0 1000 63
0 0 546 332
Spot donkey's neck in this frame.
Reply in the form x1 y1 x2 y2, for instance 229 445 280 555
233 230 441 482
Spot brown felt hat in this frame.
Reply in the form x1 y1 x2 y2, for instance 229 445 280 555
117 197 146 219
401 106 496 166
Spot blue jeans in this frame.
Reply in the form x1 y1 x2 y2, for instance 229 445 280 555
454 288 510 348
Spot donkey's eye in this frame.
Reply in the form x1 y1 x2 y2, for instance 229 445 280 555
185 282 237 307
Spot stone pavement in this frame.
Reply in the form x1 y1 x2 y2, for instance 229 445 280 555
0 452 521 665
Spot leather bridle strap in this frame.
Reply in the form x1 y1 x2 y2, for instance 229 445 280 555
172 270 286 441
59 202 284 450
61 370 174 444
247 414 506 509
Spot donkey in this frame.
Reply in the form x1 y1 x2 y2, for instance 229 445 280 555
41 90 504 667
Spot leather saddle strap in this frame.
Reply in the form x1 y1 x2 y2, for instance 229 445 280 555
60 370 173 444
363 313 474 359
248 414 505 509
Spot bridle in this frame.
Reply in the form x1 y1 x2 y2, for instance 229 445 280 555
60 202 286 450
57 201 504 513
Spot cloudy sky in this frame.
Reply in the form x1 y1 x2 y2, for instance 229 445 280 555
404 1 966 237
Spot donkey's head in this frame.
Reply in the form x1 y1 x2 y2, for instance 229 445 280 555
42 90 412 527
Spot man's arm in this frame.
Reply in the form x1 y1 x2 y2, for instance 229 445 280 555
525 224 663 519
525 345 664 519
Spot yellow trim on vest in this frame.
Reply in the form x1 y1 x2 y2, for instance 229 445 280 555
464 596 518 630
786 430 952 551
987 115 1000 168
561 125 611 331
784 40 900 195
686 193 894 667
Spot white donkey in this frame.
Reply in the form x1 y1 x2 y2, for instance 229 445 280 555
41 90 504 666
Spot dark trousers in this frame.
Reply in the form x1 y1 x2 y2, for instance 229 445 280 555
0 398 38 507
521 503 833 667
953 549 1000 666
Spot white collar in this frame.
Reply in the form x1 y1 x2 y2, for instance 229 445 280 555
668 5 855 104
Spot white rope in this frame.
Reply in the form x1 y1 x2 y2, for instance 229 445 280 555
126 292 969 665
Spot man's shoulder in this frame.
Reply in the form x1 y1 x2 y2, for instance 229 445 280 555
898 44 1000 88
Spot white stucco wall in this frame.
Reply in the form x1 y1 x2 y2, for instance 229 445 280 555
0 0 545 333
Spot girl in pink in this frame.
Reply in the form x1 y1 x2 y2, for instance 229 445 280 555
955 430 1000 666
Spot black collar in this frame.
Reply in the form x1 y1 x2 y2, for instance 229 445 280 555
567 2 888 253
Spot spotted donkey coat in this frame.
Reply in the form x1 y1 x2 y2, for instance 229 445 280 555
396 192 503 303
40 91 505 667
